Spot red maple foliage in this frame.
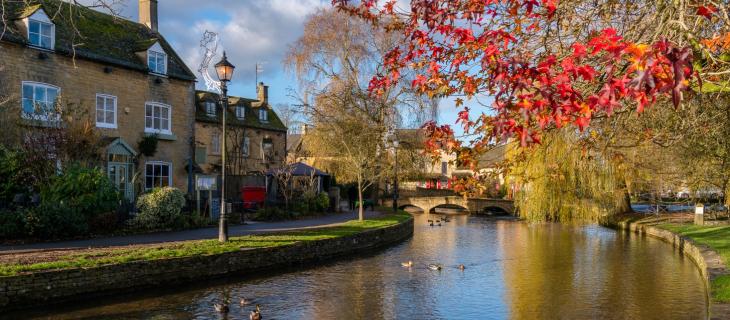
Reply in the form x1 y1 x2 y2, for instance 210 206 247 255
333 0 697 153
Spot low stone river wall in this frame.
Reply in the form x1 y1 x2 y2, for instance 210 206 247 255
0 217 414 311
609 220 730 320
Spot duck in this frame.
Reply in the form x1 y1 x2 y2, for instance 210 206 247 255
428 219 434 226
214 302 229 313
240 297 250 306
250 304 262 320
442 216 450 222
458 264 466 270
401 260 413 267
428 264 443 271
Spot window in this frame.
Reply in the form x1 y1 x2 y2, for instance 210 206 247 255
261 139 273 162
195 146 207 164
259 109 268 122
211 133 221 155
235 106 245 120
242 137 250 157
441 161 448 175
145 161 171 189
147 50 167 75
21 81 59 121
26 10 54 50
205 101 216 117
95 94 117 128
144 102 171 134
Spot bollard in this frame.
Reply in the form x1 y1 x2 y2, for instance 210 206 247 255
694 203 704 225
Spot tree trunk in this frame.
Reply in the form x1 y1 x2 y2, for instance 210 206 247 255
357 178 364 221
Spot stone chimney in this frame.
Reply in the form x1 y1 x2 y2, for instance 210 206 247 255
257 82 269 105
139 0 158 32
301 124 308 135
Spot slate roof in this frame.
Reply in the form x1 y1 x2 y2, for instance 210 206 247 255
195 91 287 132
267 162 329 177
0 0 196 81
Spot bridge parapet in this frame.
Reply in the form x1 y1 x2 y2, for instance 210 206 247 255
387 196 515 215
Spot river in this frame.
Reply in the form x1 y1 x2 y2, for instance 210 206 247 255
17 214 707 319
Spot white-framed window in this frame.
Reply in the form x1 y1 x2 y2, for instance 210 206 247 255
259 108 268 122
235 106 245 120
261 140 273 162
144 102 171 134
147 43 168 75
144 161 172 190
25 10 54 50
211 133 221 155
242 137 250 157
21 81 59 121
95 94 117 128
205 101 216 117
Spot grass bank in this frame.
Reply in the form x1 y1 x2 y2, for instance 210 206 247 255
0 212 411 277
659 223 730 302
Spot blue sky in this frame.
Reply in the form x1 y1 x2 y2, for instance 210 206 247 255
97 0 464 134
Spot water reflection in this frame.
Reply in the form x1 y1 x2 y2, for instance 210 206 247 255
14 215 706 320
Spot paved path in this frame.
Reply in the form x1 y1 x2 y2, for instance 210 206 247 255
0 210 383 253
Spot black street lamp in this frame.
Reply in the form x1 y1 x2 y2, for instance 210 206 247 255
215 51 235 243
392 139 399 213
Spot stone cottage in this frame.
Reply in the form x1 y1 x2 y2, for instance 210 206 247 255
0 0 197 201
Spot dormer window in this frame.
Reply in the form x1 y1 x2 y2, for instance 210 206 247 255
147 42 168 75
259 109 268 122
205 101 216 117
25 9 54 50
236 106 245 120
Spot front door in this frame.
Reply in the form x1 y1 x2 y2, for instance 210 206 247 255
108 162 133 201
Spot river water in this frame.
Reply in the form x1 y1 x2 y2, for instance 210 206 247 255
18 214 707 320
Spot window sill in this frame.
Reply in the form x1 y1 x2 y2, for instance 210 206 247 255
144 132 176 141
149 72 168 78
27 45 55 53
96 123 117 129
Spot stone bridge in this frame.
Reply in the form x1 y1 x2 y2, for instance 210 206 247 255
383 196 515 215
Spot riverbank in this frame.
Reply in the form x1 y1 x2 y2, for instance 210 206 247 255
606 215 730 319
0 212 413 311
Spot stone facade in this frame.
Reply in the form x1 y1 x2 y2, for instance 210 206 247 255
0 0 197 198
0 217 413 311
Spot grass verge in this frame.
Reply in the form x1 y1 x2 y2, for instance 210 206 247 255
0 212 410 277
658 223 730 303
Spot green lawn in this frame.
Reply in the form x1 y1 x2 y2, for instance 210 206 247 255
659 223 730 302
0 212 411 277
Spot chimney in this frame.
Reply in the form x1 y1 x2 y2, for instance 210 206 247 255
301 124 308 135
139 0 158 32
257 82 269 105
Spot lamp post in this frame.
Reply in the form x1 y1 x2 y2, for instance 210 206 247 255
215 51 235 242
392 139 399 213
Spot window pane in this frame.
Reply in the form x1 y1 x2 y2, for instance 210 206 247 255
161 118 169 130
106 111 114 123
22 84 33 100
41 35 51 49
29 33 40 46
96 108 105 122
146 176 153 189
22 99 34 114
34 86 46 102
29 21 40 33
161 164 169 176
41 23 52 36
47 88 57 104
153 117 160 129
145 117 152 128
146 105 152 117
154 106 161 118
160 107 168 120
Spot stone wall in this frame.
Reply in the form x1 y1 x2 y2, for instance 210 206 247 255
610 220 730 320
0 217 413 311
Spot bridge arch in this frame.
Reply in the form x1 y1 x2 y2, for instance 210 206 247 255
480 206 511 216
399 204 425 214
430 203 469 215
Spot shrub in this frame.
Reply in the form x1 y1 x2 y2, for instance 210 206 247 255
299 191 330 215
41 165 120 219
135 187 186 229
24 203 88 239
0 146 34 203
0 209 26 239
254 206 290 221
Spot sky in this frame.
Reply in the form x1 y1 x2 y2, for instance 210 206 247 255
90 0 463 134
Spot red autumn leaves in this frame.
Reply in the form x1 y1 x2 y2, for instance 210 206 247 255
334 0 699 147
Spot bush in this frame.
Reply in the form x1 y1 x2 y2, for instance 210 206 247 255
254 206 290 221
135 187 186 229
41 165 120 219
24 203 88 239
298 191 330 215
0 146 34 204
173 211 210 229
0 209 26 239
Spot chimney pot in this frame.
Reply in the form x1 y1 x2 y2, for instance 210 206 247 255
139 0 158 31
